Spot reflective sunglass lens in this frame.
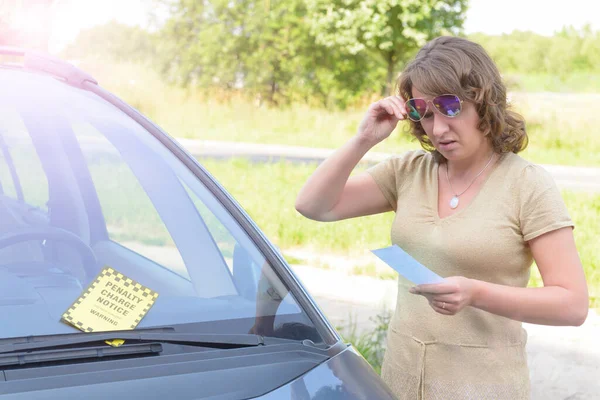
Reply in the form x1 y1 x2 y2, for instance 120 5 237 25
433 95 461 117
406 99 427 121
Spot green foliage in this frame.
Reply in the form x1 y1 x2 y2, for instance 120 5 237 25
154 0 468 106
90 63 599 167
63 5 600 107
469 26 600 82
156 0 318 105
306 0 467 94
201 159 600 309
337 310 391 374
505 73 600 93
62 21 158 63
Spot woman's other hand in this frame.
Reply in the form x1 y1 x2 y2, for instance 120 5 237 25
409 276 479 315
248 315 276 336
356 96 407 146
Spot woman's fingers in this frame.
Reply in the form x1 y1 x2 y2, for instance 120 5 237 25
389 95 408 116
411 288 460 305
375 96 406 120
427 298 453 315
379 100 396 117
432 301 454 315
386 98 405 120
431 293 460 303
412 282 458 295
422 291 461 315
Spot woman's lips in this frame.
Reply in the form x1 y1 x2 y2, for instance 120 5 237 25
438 140 457 150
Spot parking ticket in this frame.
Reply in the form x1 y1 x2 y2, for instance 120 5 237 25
371 245 445 285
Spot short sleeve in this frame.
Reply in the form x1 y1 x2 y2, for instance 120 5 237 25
366 150 426 210
518 164 574 242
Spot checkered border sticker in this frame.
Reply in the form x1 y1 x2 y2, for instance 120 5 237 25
61 266 159 333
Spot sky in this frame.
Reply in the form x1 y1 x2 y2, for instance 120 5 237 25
464 0 599 36
3 0 599 54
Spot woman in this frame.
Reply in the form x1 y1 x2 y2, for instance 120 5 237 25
295 36 589 399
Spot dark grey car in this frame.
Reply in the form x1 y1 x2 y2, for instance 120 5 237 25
0 48 397 399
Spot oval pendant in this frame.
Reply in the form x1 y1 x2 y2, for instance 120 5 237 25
449 196 459 209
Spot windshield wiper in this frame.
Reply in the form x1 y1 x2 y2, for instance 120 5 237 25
0 332 265 355
0 342 162 367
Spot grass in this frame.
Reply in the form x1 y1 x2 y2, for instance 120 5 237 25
505 72 600 93
152 92 600 168
33 148 596 308
42 60 599 308
200 159 600 309
77 60 600 168
352 263 397 280
336 310 391 375
199 158 395 253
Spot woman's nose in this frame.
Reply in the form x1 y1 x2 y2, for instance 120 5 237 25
432 113 450 137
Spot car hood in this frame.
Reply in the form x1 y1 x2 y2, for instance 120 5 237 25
256 346 397 399
0 345 396 399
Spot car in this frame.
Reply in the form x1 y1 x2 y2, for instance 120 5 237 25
0 47 397 399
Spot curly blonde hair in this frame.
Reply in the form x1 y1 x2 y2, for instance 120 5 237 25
397 36 527 161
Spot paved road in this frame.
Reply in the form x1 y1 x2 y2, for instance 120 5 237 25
177 139 600 193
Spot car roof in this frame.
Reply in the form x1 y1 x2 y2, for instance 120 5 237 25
0 46 97 88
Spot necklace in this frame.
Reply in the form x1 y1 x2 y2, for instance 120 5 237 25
445 153 495 209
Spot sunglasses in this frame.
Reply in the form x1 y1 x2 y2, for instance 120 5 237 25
405 94 463 122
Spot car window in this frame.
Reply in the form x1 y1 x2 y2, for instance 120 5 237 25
0 107 49 211
0 138 18 200
0 69 323 345
73 120 189 279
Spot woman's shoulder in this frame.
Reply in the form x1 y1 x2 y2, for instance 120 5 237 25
500 152 555 183
500 153 572 240
499 152 561 200
380 149 433 172
366 149 432 193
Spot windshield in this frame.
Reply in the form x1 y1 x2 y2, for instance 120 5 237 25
0 69 323 345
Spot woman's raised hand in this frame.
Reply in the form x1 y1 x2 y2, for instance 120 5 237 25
356 95 408 146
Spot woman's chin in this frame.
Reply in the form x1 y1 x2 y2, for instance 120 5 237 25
436 146 461 160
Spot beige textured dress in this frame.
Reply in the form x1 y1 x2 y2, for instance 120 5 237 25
366 150 574 400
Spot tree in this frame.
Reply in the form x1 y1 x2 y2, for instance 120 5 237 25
305 0 468 95
62 21 157 63
154 0 468 107
470 26 600 77
156 0 313 105
156 0 382 107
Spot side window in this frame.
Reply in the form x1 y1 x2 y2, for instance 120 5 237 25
0 107 49 211
0 143 18 200
73 121 188 279
182 181 237 271
177 178 267 299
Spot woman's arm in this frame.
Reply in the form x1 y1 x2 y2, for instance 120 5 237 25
295 96 406 222
249 262 288 336
295 137 392 221
412 227 589 326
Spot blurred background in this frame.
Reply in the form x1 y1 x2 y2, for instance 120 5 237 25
1 0 599 381
1 0 597 304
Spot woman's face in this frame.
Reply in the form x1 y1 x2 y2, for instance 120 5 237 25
411 87 491 162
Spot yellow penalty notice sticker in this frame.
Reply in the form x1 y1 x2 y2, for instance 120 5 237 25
61 266 159 346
